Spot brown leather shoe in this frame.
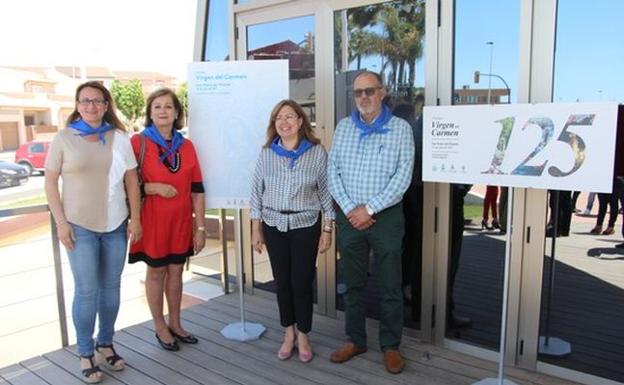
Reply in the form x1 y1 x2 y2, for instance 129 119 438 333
384 349 405 374
330 342 367 363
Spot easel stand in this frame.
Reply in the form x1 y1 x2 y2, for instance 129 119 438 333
472 189 518 385
221 210 266 341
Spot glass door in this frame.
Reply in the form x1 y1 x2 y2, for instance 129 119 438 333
532 2 624 383
234 1 437 334
235 1 328 309
332 0 427 333
445 0 521 353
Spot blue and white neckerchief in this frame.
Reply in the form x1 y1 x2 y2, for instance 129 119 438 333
269 137 313 168
351 104 392 141
143 124 184 166
69 119 114 144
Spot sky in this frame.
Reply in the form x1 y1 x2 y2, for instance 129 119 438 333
0 0 198 80
455 0 624 103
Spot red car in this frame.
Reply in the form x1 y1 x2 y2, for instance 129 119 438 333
14 141 49 175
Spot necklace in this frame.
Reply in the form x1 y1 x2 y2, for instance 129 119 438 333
158 147 181 173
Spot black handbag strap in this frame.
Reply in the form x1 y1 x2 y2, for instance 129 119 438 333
138 133 146 176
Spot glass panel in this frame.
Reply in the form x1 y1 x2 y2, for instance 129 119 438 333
246 15 317 300
0 167 44 208
537 2 624 382
198 1 235 288
188 210 237 289
333 0 426 330
448 0 520 349
204 1 230 61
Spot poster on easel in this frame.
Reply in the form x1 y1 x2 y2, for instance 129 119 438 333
187 60 289 208
423 102 619 191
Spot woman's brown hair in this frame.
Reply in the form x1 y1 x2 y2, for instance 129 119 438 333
263 99 320 148
144 88 185 130
66 81 126 131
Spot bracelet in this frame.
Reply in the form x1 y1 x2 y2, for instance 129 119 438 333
322 229 332 234
196 226 206 231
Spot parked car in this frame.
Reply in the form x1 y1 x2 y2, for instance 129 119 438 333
0 160 29 188
14 141 49 175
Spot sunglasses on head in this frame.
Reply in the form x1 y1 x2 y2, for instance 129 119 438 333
353 86 381 98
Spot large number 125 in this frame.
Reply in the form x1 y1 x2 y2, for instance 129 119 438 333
482 114 594 177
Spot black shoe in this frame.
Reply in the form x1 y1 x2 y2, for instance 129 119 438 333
545 226 560 238
615 242 624 249
79 355 102 384
169 328 199 344
155 332 180 351
95 344 124 371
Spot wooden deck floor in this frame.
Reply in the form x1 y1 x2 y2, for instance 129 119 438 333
0 293 580 385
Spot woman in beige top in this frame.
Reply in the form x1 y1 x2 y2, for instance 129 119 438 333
45 81 142 384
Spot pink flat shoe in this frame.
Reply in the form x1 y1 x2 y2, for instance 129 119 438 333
277 342 295 360
298 349 313 363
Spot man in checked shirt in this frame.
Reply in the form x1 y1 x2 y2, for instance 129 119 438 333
327 71 415 374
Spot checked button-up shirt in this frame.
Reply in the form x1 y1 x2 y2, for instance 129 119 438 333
328 114 415 215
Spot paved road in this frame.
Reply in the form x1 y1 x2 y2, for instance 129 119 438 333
0 149 47 205
0 175 45 205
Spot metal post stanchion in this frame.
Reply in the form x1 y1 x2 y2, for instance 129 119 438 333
538 191 571 356
221 210 265 341
473 189 518 385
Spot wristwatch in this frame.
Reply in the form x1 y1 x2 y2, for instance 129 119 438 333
365 204 375 216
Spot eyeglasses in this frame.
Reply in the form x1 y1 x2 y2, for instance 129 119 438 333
275 114 299 122
353 87 381 98
78 98 107 107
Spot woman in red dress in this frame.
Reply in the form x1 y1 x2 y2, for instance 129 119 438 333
129 88 205 351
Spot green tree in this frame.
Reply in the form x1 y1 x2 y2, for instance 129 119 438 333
176 82 188 117
111 79 145 131
340 0 425 101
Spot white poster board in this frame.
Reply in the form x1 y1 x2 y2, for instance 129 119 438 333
423 102 619 192
187 60 289 208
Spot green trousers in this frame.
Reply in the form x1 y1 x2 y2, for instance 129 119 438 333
336 204 404 350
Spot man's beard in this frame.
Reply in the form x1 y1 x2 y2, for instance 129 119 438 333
356 103 377 116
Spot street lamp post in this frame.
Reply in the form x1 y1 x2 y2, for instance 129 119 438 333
486 41 494 104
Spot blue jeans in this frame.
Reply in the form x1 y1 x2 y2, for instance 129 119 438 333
67 221 128 356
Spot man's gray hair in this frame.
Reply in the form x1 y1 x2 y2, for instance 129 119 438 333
352 70 384 87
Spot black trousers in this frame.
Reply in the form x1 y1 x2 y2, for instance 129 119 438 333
596 192 619 228
401 183 423 320
263 220 321 333
548 190 572 236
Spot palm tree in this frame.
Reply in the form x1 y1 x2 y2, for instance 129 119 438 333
343 0 425 101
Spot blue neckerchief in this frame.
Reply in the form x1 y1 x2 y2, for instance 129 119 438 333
269 137 313 168
143 124 184 166
69 119 114 144
351 104 392 140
